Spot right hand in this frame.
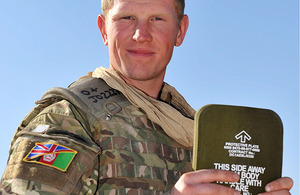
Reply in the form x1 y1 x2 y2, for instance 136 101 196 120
171 169 240 195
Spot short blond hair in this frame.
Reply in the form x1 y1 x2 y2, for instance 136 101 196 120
101 0 185 21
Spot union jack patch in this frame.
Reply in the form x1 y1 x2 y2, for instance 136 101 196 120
23 143 77 172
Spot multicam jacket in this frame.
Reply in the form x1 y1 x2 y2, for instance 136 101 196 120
1 77 193 195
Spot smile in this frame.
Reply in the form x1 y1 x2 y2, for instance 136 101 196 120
127 49 155 57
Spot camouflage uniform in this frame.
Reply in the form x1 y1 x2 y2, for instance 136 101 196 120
1 75 193 195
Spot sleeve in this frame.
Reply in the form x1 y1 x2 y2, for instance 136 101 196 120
0 100 101 195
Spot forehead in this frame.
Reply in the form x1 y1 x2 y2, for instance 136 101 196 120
110 0 177 15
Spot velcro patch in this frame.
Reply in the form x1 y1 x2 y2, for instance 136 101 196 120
23 142 77 172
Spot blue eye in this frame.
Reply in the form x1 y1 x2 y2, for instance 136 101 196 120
153 17 163 21
122 16 133 20
151 17 163 21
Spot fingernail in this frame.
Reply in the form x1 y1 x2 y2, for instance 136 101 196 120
234 191 240 195
265 185 273 192
233 173 240 180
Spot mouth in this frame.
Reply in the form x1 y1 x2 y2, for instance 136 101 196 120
127 49 155 57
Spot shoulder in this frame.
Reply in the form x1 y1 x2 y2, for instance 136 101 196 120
40 77 130 118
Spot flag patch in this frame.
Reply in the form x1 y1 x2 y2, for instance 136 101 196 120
23 143 77 172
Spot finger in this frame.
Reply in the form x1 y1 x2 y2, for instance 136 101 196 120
258 189 291 195
172 182 240 195
182 169 240 185
191 183 240 195
265 177 293 192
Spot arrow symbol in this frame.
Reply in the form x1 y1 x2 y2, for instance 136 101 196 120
235 130 251 143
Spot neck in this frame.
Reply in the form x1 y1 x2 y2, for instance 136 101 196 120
123 77 164 99
116 74 164 99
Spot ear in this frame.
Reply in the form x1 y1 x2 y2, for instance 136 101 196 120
175 15 189 47
97 14 108 45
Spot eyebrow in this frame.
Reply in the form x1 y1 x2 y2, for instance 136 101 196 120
111 2 176 18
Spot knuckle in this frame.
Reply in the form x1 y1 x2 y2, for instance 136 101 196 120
174 182 193 194
207 169 218 177
180 172 191 181
182 185 194 193
271 180 281 189
205 183 220 193
203 183 236 194
196 183 214 193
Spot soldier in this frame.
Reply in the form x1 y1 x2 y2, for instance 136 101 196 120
1 0 293 194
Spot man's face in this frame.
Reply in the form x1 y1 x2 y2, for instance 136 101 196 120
98 0 188 85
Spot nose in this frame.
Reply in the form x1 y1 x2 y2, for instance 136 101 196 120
132 21 152 43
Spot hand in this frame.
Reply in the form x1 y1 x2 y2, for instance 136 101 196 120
258 177 293 195
171 169 240 195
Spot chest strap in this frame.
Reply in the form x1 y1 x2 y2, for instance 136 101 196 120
37 77 131 124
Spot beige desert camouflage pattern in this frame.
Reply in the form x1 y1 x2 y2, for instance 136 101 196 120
1 77 193 194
